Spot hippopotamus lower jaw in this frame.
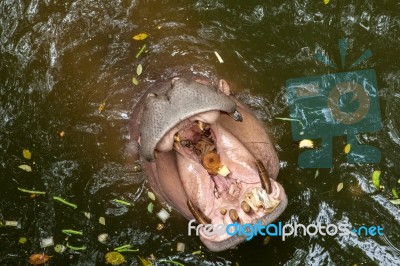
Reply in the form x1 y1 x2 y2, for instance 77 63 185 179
133 76 287 251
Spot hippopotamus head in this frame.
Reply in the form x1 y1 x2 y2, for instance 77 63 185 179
130 73 287 251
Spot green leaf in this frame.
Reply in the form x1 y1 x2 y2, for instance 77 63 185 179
147 202 154 213
53 196 77 209
137 64 143 76
372 170 381 190
132 77 139 85
18 187 46 195
18 165 32 172
389 199 400 205
62 229 83 236
113 199 131 206
392 188 399 199
66 243 86 251
19 237 28 244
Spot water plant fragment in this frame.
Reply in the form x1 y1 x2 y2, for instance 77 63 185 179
19 164 32 172
337 182 344 192
324 0 330 4
372 170 381 190
23 149 32 159
62 229 83 236
214 51 224 63
132 77 139 85
137 64 143 76
147 191 156 201
28 254 50 265
138 256 152 266
105 252 126 265
147 202 154 213
18 187 46 195
113 199 131 206
53 196 77 209
389 199 400 205
66 243 86 251
133 33 148 40
344 144 351 154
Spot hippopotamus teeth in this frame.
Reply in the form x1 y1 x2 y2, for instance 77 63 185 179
241 201 251 213
256 160 273 194
228 209 239 222
228 110 243 122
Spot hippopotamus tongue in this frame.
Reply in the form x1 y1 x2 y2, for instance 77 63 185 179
138 78 237 161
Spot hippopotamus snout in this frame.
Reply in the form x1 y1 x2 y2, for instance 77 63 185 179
130 75 287 252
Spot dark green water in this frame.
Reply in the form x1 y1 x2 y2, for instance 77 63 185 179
1 0 399 265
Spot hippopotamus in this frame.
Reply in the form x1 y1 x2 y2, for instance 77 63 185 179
130 73 287 252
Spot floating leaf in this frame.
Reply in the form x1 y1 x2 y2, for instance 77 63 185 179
372 170 381 190
105 252 126 265
299 139 314 149
23 149 32 159
214 51 224 63
137 64 143 76
138 256 153 266
98 102 106 112
147 202 154 213
147 191 156 201
19 237 28 244
324 0 330 4
389 199 400 205
99 216 106 225
344 144 351 154
18 187 46 195
133 33 148 40
28 254 50 265
53 196 77 209
132 77 139 86
19 164 32 172
54 244 66 253
113 199 131 206
392 188 399 199
66 243 86 251
337 182 344 192
135 44 147 58
62 229 83 236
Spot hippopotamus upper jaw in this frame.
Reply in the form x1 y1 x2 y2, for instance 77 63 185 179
132 75 287 252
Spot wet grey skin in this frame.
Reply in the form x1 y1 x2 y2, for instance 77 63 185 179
130 75 287 252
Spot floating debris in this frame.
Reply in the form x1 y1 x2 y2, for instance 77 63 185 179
299 139 314 149
84 212 91 219
113 199 131 206
133 33 148 40
147 202 154 213
156 223 164 231
99 216 106 225
66 243 86 251
105 252 126 265
176 242 185 252
148 191 156 201
344 144 351 154
156 209 170 223
137 64 143 76
23 149 32 159
28 254 50 265
372 170 381 190
18 164 32 172
18 187 46 195
132 77 139 85
53 196 77 209
5 220 19 227
54 244 67 253
62 229 83 236
214 51 224 63
98 233 109 243
135 44 147 59
19 237 28 244
337 182 344 192
40 237 54 248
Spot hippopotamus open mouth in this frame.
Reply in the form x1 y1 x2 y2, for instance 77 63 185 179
130 74 287 251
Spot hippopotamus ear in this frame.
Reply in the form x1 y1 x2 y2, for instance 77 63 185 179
218 79 231 96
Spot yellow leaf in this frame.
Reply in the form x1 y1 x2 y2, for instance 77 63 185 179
344 144 351 154
23 149 32 159
98 102 105 112
19 165 32 172
105 252 126 265
324 0 330 4
299 139 314 149
133 33 148 40
132 77 139 86
337 182 344 192
138 256 152 266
